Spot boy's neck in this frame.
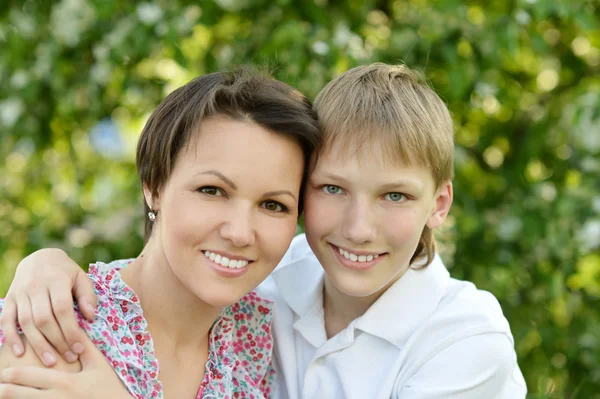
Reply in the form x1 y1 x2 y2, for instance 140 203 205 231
322 276 384 339
120 247 221 351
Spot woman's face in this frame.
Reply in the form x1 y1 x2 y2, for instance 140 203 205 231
149 116 304 307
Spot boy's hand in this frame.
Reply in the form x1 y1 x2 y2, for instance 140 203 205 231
0 248 97 366
0 333 133 399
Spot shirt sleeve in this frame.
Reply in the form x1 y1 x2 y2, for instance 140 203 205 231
396 333 527 399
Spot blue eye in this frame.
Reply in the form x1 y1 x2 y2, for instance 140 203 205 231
384 192 405 202
198 186 225 197
322 185 342 195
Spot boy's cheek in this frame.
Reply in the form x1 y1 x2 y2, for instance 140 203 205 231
304 195 338 231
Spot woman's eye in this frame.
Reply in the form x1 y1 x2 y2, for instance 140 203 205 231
261 201 288 213
322 185 342 195
199 186 224 197
384 192 405 202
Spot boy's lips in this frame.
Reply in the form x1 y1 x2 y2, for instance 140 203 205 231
329 244 386 271
329 243 386 257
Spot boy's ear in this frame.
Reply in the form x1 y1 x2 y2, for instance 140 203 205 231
426 181 453 229
143 185 161 211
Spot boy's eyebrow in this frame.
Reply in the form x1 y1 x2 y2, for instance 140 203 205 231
319 172 423 192
196 170 237 190
320 173 350 184
378 180 424 192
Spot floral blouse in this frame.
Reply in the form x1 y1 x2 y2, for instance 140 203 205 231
0 259 275 399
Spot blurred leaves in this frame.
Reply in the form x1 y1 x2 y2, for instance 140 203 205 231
1 0 599 397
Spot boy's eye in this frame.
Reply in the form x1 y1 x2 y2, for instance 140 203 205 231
384 192 405 202
322 185 342 195
198 186 225 197
261 201 288 213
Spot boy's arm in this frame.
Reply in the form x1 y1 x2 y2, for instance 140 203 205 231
0 335 134 399
397 333 527 399
0 248 97 366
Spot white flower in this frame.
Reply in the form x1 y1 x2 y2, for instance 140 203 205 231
592 196 600 214
11 70 29 88
578 220 600 251
312 41 329 56
50 0 96 47
137 3 164 25
0 98 24 127
496 217 523 241
90 63 111 84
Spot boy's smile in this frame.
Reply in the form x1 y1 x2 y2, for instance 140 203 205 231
329 243 387 271
303 145 452 302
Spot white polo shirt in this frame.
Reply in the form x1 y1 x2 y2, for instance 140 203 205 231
257 234 527 399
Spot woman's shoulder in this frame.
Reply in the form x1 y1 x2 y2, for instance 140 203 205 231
221 289 274 356
208 290 274 398
80 259 161 399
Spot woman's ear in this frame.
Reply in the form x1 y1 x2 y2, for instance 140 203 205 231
426 181 453 229
143 185 160 212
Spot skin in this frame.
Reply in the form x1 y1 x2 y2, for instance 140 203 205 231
303 143 452 337
0 132 453 396
0 116 305 397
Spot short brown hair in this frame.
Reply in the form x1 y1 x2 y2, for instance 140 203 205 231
314 63 454 267
137 68 320 240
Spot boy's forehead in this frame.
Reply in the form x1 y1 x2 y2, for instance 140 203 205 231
315 138 414 169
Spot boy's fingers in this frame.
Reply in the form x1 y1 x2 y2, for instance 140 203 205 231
49 283 86 356
0 366 59 390
0 299 24 357
16 296 57 367
29 292 75 362
0 383 43 399
72 271 97 321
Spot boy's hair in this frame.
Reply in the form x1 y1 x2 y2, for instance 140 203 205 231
137 67 321 241
313 62 454 267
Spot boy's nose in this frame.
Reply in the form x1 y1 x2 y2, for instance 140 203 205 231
219 207 256 247
342 201 376 244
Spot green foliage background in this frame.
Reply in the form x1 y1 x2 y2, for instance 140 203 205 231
1 0 599 397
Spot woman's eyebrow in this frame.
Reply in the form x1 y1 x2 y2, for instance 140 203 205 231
263 190 297 202
196 170 237 190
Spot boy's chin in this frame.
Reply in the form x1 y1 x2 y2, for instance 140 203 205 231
323 268 388 299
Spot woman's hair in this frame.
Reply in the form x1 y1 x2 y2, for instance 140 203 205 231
136 67 321 240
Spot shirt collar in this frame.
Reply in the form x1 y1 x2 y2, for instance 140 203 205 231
271 235 451 349
355 254 450 348
271 240 324 318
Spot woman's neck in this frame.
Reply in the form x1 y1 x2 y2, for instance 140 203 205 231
120 246 222 351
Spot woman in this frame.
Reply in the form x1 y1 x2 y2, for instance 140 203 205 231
0 68 320 398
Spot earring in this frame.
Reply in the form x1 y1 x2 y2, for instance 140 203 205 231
148 210 156 221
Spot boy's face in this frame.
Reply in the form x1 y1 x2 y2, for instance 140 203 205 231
303 145 452 300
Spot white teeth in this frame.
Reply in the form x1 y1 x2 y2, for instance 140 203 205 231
338 248 381 263
203 251 250 269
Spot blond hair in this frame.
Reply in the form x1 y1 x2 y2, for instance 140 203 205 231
313 63 454 267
